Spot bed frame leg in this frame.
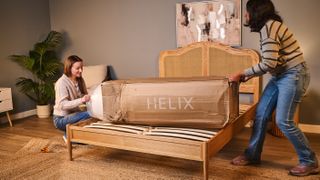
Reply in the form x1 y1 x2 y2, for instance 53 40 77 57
203 143 209 180
67 124 73 161
203 159 208 180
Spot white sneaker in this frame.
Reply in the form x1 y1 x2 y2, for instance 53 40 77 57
62 135 67 144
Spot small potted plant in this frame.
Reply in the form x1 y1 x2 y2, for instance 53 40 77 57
10 31 63 118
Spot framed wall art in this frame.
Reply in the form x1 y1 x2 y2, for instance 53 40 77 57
176 0 241 47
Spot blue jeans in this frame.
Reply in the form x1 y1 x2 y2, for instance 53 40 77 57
244 63 316 165
53 111 90 132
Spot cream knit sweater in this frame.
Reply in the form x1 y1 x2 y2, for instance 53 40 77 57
53 74 84 116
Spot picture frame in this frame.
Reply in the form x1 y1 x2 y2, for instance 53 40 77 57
176 0 242 47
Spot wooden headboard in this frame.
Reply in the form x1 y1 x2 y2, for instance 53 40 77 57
159 42 260 104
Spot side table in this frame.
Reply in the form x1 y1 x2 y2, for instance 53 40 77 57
0 88 13 127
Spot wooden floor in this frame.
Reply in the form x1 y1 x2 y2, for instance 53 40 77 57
0 116 61 159
1 116 319 178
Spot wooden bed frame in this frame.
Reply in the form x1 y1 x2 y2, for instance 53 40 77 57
67 42 260 180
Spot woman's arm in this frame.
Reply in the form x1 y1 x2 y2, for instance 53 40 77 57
55 80 83 111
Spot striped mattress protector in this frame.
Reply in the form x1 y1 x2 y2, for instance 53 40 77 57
83 104 251 142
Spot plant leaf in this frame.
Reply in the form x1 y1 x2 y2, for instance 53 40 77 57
10 30 63 105
9 55 35 72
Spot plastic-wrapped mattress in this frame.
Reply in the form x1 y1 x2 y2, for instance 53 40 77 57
87 76 238 129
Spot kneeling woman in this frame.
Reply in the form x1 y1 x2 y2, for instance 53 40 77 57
53 55 91 141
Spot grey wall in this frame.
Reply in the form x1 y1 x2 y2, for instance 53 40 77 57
241 0 320 124
0 0 51 113
274 0 320 124
49 0 320 124
49 0 191 79
1 0 319 124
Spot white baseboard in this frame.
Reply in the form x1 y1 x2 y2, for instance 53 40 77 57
0 109 37 124
299 123 320 134
242 122 319 134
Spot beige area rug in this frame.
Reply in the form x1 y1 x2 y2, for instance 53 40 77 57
0 137 319 180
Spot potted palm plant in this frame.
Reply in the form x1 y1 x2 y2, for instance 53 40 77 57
10 31 63 118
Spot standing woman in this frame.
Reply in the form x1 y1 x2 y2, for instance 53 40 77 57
229 0 318 176
53 55 91 141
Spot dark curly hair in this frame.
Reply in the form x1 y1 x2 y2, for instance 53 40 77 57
245 0 283 32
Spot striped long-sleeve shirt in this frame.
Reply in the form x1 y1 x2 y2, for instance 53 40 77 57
244 20 304 77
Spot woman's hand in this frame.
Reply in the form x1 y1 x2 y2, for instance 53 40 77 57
81 95 91 103
229 72 245 82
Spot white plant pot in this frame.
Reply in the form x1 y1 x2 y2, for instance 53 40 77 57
36 104 51 118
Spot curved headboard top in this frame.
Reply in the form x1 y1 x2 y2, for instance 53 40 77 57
159 41 260 103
